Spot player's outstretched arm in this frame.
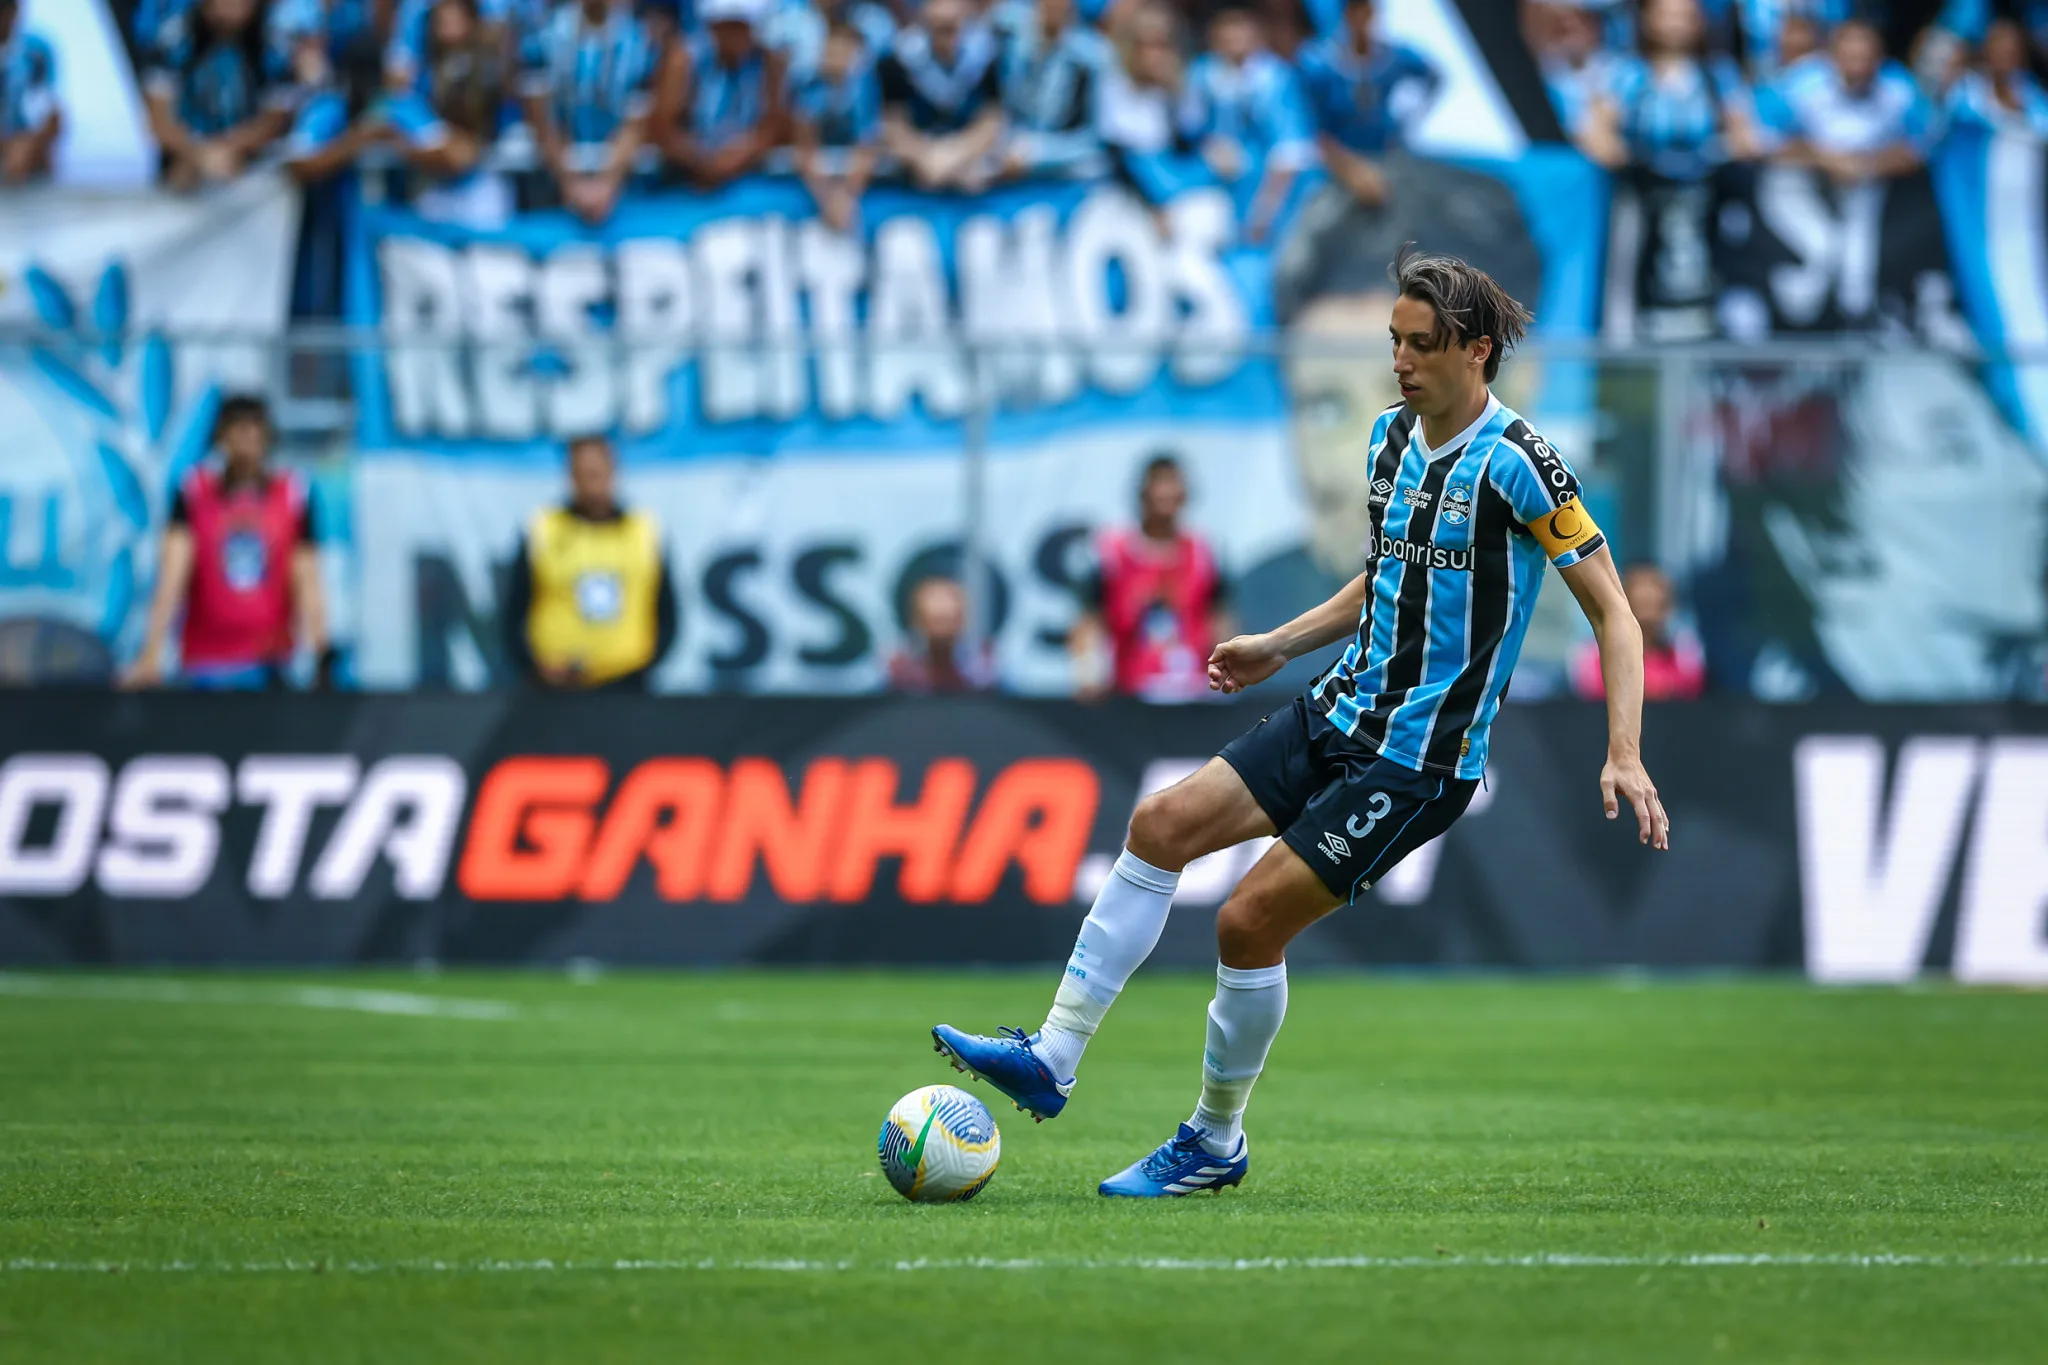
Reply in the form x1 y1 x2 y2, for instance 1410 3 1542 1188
1207 571 1369 694
1557 546 1670 851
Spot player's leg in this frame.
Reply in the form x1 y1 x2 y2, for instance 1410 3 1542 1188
933 704 1319 1119
1100 759 1478 1196
1032 756 1276 1072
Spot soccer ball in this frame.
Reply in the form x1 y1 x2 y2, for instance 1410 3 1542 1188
877 1084 1001 1202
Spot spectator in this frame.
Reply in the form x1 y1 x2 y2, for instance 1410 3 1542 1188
269 0 393 99
1760 18 1934 184
1734 0 1846 76
792 16 882 231
144 0 295 190
281 40 370 184
1297 0 1438 210
1528 2 1615 139
1571 564 1707 700
887 575 996 693
0 0 61 184
1946 18 2048 136
374 0 517 227
387 0 543 91
652 0 787 191
519 0 658 224
1097 4 1199 189
1070 454 1232 703
994 0 1108 180
1580 0 1761 178
1183 2 1316 243
122 396 330 692
765 0 896 85
503 434 679 692
878 0 1006 192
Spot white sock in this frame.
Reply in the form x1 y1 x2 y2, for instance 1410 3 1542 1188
1033 849 1180 1081
1188 961 1288 1157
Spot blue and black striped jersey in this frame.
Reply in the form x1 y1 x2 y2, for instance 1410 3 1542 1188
1310 395 1605 780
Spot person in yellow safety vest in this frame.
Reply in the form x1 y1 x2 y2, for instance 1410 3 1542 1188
504 433 678 690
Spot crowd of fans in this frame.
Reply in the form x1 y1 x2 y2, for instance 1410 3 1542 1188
1535 0 2048 193
0 0 2039 231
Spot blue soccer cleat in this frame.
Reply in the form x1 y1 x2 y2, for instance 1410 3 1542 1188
1097 1123 1248 1198
930 1024 1073 1122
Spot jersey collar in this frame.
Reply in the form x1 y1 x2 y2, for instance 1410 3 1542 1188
1412 393 1499 462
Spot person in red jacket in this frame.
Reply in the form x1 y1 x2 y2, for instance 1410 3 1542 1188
123 395 330 690
1571 562 1706 701
1071 454 1233 702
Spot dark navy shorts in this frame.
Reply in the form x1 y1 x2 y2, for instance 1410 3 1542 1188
1218 696 1480 903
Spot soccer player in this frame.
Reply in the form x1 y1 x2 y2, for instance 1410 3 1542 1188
932 249 1670 1197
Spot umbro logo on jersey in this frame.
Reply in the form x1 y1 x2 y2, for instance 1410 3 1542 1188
1368 479 1394 508
1318 831 1351 863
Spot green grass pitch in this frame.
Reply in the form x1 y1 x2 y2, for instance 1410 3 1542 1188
2 970 2045 1363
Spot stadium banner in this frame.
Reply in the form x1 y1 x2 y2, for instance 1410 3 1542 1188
1604 162 1974 344
344 160 1609 694
0 173 305 683
1596 160 2048 703
1933 126 2048 451
2 693 2043 983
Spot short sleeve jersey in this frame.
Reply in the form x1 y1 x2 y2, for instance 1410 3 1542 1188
1309 395 1605 779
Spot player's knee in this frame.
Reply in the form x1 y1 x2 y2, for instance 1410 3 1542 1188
1126 789 1198 871
1215 893 1285 969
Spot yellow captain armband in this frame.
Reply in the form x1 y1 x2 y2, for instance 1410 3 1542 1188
1527 497 1606 565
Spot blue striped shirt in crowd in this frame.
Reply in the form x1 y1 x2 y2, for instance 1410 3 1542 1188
1544 52 1619 138
877 22 1002 134
268 0 375 56
685 33 772 150
1183 50 1317 172
1309 396 1606 780
998 17 1107 171
1756 54 1934 154
391 0 549 83
1296 35 1438 156
518 5 658 146
1729 0 1849 75
1 26 58 136
145 23 284 137
1603 53 1749 181
792 58 881 146
767 0 897 83
1945 70 2048 137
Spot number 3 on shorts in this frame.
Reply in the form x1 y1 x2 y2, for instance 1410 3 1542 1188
1346 793 1392 840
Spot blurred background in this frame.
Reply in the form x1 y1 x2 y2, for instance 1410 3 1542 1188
0 0 2043 979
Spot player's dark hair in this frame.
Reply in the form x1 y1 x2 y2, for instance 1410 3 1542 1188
1389 244 1532 383
212 394 272 442
1140 452 1183 487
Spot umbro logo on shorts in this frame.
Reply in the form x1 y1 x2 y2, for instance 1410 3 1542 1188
1318 832 1351 863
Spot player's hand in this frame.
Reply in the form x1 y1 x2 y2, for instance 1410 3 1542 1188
1206 633 1287 694
1601 751 1669 851
118 652 164 691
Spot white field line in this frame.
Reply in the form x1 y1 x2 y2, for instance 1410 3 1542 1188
0 973 520 1021
3 1254 2043 1275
